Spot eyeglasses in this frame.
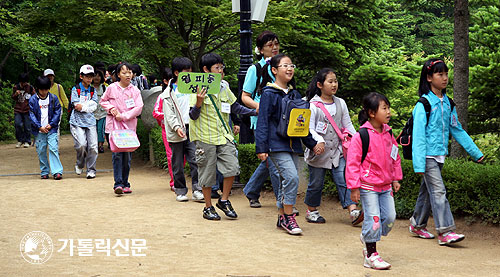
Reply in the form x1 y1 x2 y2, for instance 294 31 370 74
213 65 225 71
264 41 280 48
277 64 296 69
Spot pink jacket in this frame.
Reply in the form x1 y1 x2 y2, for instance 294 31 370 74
152 94 164 128
346 121 402 192
99 82 144 133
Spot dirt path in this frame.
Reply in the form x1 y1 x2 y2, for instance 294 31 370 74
1 134 499 276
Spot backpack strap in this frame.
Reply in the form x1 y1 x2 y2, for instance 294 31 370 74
359 128 369 163
251 63 263 99
448 97 456 112
417 97 431 124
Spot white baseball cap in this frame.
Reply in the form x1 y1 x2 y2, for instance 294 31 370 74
43 69 55 76
80 64 95 75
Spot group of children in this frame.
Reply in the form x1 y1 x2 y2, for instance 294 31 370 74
24 31 484 270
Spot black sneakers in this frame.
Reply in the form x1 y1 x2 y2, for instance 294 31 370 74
203 206 221 220
280 214 303 235
249 199 262 208
216 198 238 219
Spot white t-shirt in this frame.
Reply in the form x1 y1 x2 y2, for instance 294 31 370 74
39 96 50 130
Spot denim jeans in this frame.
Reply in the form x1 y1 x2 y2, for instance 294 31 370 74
14 112 31 143
170 139 199 196
70 124 98 174
360 188 396 243
268 152 299 209
243 158 280 200
305 157 357 208
410 158 456 233
96 118 106 143
112 152 131 188
35 132 63 176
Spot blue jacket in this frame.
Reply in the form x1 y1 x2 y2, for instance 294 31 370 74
412 91 483 173
29 93 62 135
255 85 317 154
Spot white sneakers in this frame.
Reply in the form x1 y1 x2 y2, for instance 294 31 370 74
75 165 83 175
16 142 22 148
364 252 391 270
192 190 204 202
176 194 189 202
23 142 30 148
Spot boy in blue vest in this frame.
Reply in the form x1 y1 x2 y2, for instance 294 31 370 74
69 64 99 179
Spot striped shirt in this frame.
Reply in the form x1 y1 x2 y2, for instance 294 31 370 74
189 80 236 145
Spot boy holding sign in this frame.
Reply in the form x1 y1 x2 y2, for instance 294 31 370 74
160 57 202 202
188 53 256 220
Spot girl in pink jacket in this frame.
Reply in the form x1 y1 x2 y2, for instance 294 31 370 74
346 92 402 270
100 62 144 195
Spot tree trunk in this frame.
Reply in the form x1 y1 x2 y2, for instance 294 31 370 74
0 47 14 81
451 0 469 158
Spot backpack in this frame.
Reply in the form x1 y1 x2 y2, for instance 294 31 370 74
67 84 95 120
396 97 455 160
276 90 311 138
359 128 393 163
251 63 263 99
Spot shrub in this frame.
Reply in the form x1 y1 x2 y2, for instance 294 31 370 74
0 86 16 141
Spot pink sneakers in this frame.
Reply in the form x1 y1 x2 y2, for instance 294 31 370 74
409 225 435 239
438 231 465 245
123 187 132 194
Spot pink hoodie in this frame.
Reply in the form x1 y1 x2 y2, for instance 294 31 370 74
346 121 402 192
99 82 143 133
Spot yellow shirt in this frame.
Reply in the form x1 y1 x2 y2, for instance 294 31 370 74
49 83 69 109
189 80 236 145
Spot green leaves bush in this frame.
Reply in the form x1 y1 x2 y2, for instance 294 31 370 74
0 86 16 141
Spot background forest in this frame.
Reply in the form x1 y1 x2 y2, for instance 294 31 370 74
0 0 498 163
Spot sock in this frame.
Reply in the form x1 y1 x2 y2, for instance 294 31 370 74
220 199 227 203
366 242 377 258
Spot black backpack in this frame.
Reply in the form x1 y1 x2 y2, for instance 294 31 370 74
396 97 455 160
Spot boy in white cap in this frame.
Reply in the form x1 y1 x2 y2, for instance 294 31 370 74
69 64 99 179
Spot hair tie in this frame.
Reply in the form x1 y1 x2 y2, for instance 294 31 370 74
427 60 443 70
255 47 260 55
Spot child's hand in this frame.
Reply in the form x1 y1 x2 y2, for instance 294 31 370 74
477 156 484 163
195 87 207 108
313 142 325 155
115 112 123 121
176 128 185 138
74 103 83 111
39 126 48 133
45 124 51 131
233 125 240 135
350 188 360 203
257 153 268 161
110 108 118 116
392 181 401 193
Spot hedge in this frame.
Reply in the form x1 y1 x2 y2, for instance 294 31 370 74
136 120 500 224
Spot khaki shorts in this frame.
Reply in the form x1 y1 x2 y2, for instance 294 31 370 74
195 140 240 187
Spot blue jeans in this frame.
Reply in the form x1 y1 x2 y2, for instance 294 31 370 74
243 158 280 200
96 118 106 143
112 152 131 188
305 157 357 208
35 132 63 176
14 112 31 143
360 188 396 243
269 152 299 209
410 158 456 233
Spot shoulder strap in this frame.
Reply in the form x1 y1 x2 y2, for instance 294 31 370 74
418 97 431 124
207 94 236 144
359 128 369 163
312 101 343 139
252 63 263 99
448 97 456 112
